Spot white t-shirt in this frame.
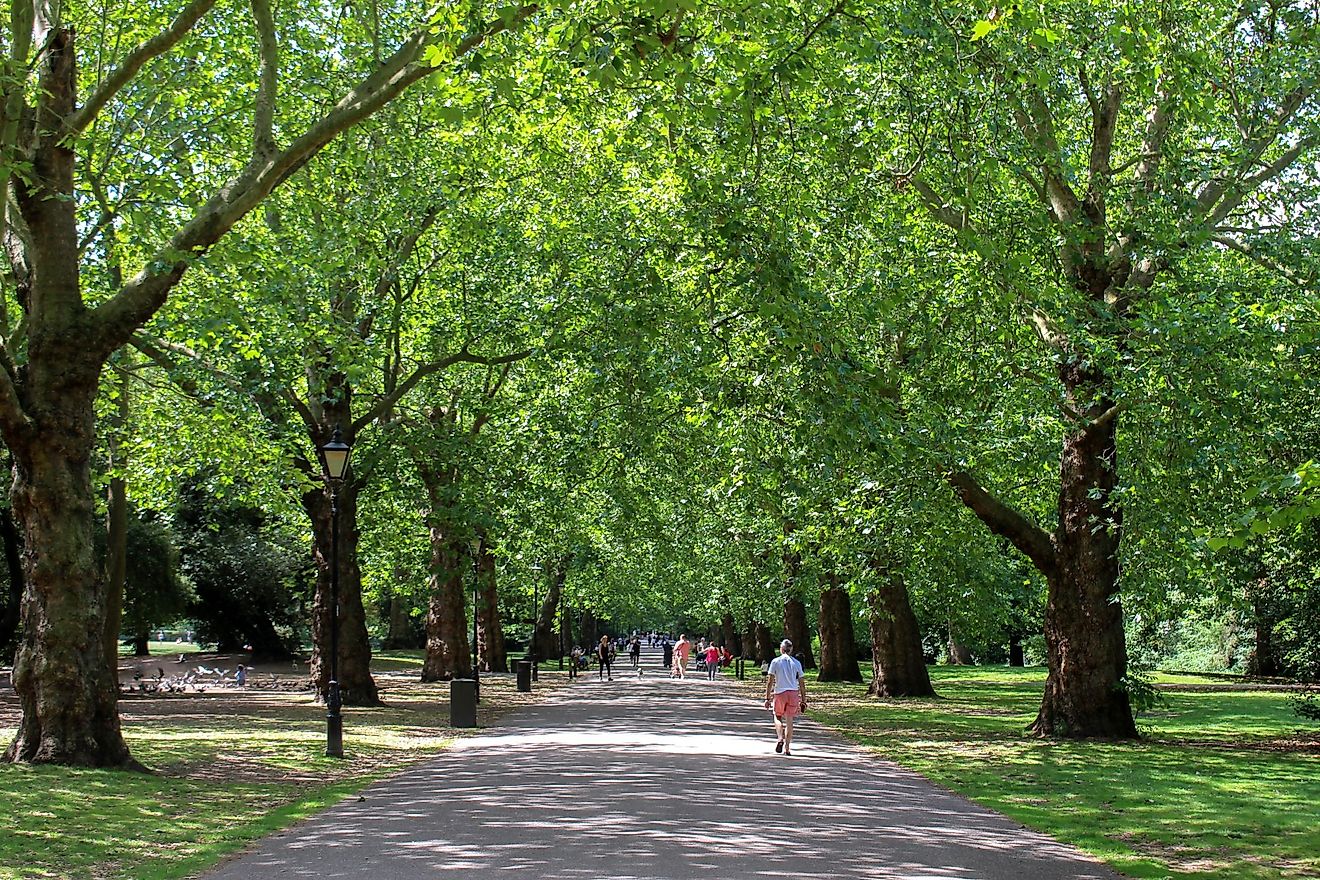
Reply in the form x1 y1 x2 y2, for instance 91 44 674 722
768 654 803 694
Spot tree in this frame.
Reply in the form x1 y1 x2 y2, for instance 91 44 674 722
118 514 191 657
845 0 1318 737
0 0 537 766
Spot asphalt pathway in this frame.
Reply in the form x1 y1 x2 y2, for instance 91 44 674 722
200 660 1122 880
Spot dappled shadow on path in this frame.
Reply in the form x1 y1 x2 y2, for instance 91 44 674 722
201 677 1120 880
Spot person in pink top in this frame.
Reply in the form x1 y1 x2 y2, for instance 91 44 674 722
704 644 720 680
673 634 691 679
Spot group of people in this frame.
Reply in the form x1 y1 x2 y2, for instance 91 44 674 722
569 629 809 756
665 634 733 680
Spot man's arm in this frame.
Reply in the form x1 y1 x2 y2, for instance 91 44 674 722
764 670 776 705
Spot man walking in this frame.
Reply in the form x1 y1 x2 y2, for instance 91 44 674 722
673 634 692 679
764 639 807 755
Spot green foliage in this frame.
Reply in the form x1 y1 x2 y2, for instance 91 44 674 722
120 514 192 641
174 483 309 658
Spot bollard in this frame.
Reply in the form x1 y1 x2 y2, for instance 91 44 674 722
516 660 533 692
450 678 478 728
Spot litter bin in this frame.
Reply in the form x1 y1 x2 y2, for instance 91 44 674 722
450 678 478 728
516 660 533 692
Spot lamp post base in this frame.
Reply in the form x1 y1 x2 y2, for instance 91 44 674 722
326 712 344 757
326 679 344 758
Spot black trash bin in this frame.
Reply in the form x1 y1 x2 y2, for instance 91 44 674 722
450 678 478 728
516 660 533 692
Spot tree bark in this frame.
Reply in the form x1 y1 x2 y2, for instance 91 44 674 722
720 611 736 652
782 596 815 669
1008 633 1025 667
475 532 506 673
131 634 150 657
303 475 379 706
945 624 974 665
579 609 598 649
1247 579 1276 677
383 588 420 649
817 582 862 682
4 357 133 765
422 533 470 682
533 556 566 661
866 565 935 698
753 621 775 664
949 400 1137 738
558 595 573 659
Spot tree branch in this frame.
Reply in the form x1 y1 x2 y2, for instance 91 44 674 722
353 346 534 433
1135 73 1175 191
1211 234 1313 289
67 0 220 136
1195 85 1313 223
249 0 278 159
948 470 1056 576
909 176 970 232
90 4 540 355
0 351 34 448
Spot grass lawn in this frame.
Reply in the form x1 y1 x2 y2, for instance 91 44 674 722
0 663 554 880
804 665 1320 880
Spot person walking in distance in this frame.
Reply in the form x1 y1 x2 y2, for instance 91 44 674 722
673 634 692 679
704 643 720 680
629 636 642 669
764 639 807 755
597 635 615 681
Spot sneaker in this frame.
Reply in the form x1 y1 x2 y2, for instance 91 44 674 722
775 740 784 753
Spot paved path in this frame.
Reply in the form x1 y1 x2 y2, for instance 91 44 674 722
201 668 1122 880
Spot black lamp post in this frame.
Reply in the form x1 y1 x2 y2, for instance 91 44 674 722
530 573 539 682
471 543 480 702
320 424 351 758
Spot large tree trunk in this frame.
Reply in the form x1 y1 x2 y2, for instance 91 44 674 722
304 475 379 706
782 596 815 669
383 588 420 649
949 367 1136 738
945 624 974 665
1008 633 1025 667
817 581 862 682
579 609 598 649
1247 579 1276 677
131 633 150 657
1036 406 1134 737
558 595 573 658
4 361 133 766
723 617 744 657
475 533 506 673
866 565 935 698
1 35 133 764
422 533 470 681
533 556 566 662
753 621 775 664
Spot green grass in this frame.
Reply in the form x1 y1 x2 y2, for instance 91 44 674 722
806 665 1320 880
118 641 206 657
0 672 542 880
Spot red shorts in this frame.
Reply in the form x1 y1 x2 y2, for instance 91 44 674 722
772 691 801 718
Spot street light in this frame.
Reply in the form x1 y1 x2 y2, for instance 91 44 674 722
529 572 539 682
320 424 351 758
471 542 480 703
